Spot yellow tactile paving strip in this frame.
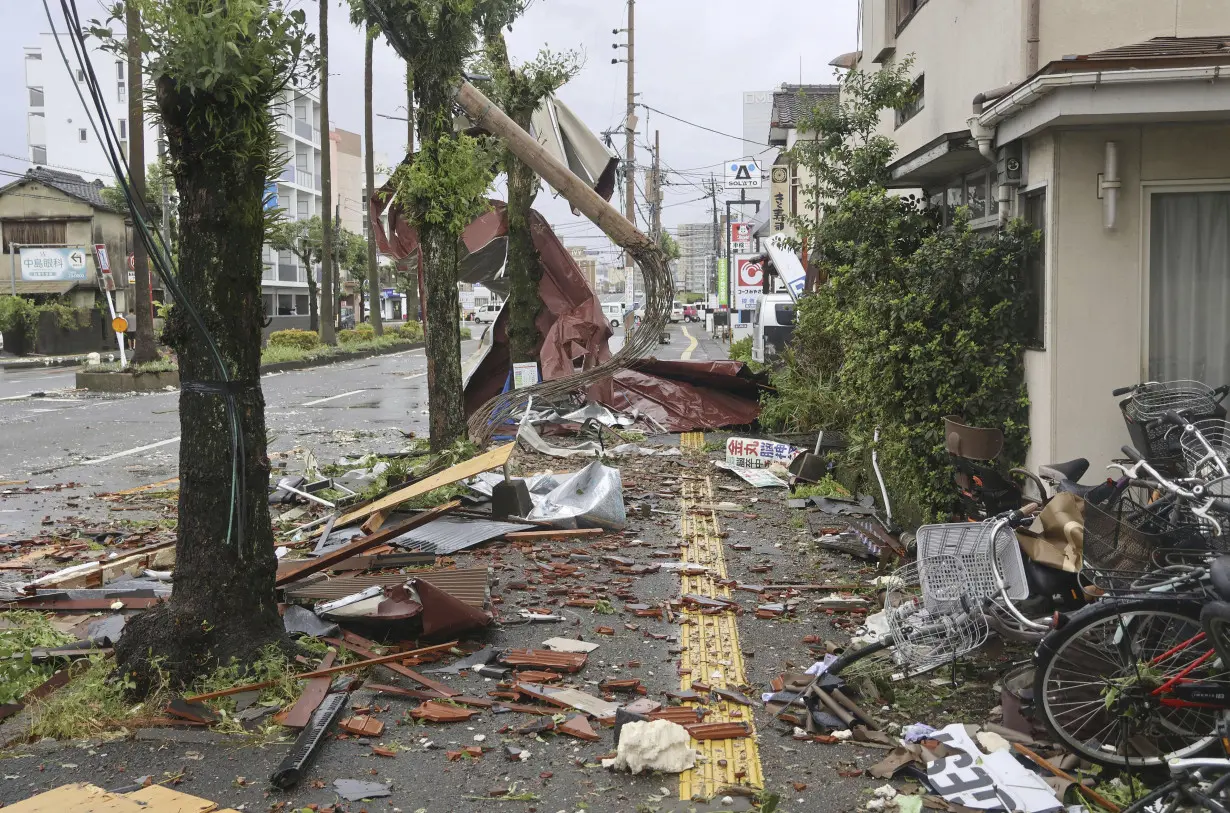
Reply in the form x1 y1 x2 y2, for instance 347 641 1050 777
677 471 765 801
680 431 705 451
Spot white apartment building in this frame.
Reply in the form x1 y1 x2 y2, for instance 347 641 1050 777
842 0 1230 475
676 221 718 294
24 34 324 335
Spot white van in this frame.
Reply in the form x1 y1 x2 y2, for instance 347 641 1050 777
601 302 626 328
751 294 797 363
473 303 502 323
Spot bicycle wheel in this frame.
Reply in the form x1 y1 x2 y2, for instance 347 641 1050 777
1035 598 1230 769
826 639 899 680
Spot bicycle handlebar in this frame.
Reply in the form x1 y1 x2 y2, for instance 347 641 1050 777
1122 444 1144 462
1112 385 1135 397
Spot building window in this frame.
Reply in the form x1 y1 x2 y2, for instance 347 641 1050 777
927 172 1000 227
277 294 294 315
31 145 46 164
1021 190 1046 349
295 294 310 314
3 220 67 252
26 52 42 60
117 83 126 103
1148 190 1230 384
28 87 44 107
119 119 127 139
965 173 987 220
262 293 274 315
894 75 924 128
75 68 85 82
117 61 125 80
896 0 928 29
78 128 88 142
119 140 128 157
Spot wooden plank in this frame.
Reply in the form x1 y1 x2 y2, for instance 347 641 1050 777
183 640 457 703
125 784 218 812
275 651 336 729
2 783 148 813
274 501 459 587
99 477 180 498
360 509 391 535
504 528 605 542
324 636 457 698
335 443 515 527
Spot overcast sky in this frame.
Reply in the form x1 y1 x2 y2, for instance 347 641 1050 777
3 0 858 264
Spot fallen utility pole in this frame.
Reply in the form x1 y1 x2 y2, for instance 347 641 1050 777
184 639 459 703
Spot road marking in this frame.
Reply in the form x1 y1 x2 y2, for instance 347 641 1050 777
401 372 427 381
83 436 180 465
302 389 367 406
677 471 764 799
0 394 31 402
680 326 699 360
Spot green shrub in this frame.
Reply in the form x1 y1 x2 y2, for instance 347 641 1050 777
354 323 375 338
337 328 362 345
0 296 38 345
398 320 424 341
459 326 472 340
729 336 753 364
762 190 1037 525
268 328 321 350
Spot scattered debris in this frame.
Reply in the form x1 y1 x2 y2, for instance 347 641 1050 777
604 719 698 774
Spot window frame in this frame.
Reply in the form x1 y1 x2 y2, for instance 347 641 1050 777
1140 180 1230 382
895 0 929 34
894 75 925 129
78 128 88 143
1021 188 1047 351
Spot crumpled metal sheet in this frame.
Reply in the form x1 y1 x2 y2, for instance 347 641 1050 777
526 461 626 530
370 180 766 432
391 515 536 555
516 420 681 459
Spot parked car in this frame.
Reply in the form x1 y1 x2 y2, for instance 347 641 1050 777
670 303 684 323
601 301 625 328
682 305 700 322
473 303 502 323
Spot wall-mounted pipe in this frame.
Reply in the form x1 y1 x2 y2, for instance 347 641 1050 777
1100 141 1119 230
972 83 1018 115
1026 0 1040 75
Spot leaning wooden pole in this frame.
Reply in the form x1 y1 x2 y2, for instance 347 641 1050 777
453 81 674 441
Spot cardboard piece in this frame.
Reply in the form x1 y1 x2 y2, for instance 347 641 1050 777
1017 492 1083 573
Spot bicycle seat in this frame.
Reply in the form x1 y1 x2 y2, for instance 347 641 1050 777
1213 557 1230 601
1038 458 1090 483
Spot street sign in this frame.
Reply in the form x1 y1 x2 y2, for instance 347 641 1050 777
730 222 753 253
19 247 89 281
770 166 789 233
734 255 763 310
716 258 729 307
725 159 762 189
127 253 135 271
93 244 116 292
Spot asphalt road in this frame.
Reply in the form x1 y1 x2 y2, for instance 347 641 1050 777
0 323 726 538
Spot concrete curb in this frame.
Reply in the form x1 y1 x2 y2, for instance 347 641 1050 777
0 354 94 371
70 341 428 393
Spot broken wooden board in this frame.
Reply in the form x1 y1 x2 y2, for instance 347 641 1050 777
22 542 176 592
126 784 219 812
335 443 515 527
2 783 147 813
275 651 336 729
275 501 458 587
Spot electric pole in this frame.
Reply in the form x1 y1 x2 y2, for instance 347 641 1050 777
650 129 661 245
612 0 636 308
709 173 719 296
126 1 157 363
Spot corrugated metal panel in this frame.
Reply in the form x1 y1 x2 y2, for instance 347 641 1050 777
283 566 489 608
392 516 536 555
1084 36 1230 60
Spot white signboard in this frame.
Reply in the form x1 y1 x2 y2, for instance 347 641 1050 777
715 461 787 488
19 247 89 281
725 159 762 189
926 724 1061 812
734 255 763 310
730 222 753 253
725 437 800 469
512 362 540 389
459 291 476 311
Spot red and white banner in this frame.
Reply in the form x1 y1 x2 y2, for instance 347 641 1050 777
734 255 763 310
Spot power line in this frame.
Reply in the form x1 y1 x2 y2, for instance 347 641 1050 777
637 103 771 148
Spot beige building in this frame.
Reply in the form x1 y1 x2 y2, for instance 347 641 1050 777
330 128 366 237
567 246 599 292
844 0 1230 475
0 167 130 309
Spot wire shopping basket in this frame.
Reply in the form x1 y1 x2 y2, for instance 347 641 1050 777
1079 495 1211 596
1120 381 1226 470
1180 419 1230 485
915 518 1030 603
883 555 989 677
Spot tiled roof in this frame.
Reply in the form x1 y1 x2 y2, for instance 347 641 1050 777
1046 35 1230 73
18 167 114 210
770 84 840 129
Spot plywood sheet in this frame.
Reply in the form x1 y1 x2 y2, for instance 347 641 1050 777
3 783 146 813
126 784 218 812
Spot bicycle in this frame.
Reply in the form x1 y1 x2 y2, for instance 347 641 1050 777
1033 415 1230 769
1120 756 1230 812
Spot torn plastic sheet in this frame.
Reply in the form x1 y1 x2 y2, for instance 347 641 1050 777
926 724 1062 812
526 461 626 530
517 420 681 459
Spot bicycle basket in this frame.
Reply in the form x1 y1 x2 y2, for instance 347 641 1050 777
1120 381 1225 467
1180 419 1230 485
1077 496 1213 595
884 556 988 676
915 519 1029 602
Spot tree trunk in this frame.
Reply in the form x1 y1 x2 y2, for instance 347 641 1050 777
484 29 541 364
318 0 335 345
115 76 282 692
415 79 466 451
306 261 319 332
365 29 383 336
406 64 415 155
126 3 159 365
